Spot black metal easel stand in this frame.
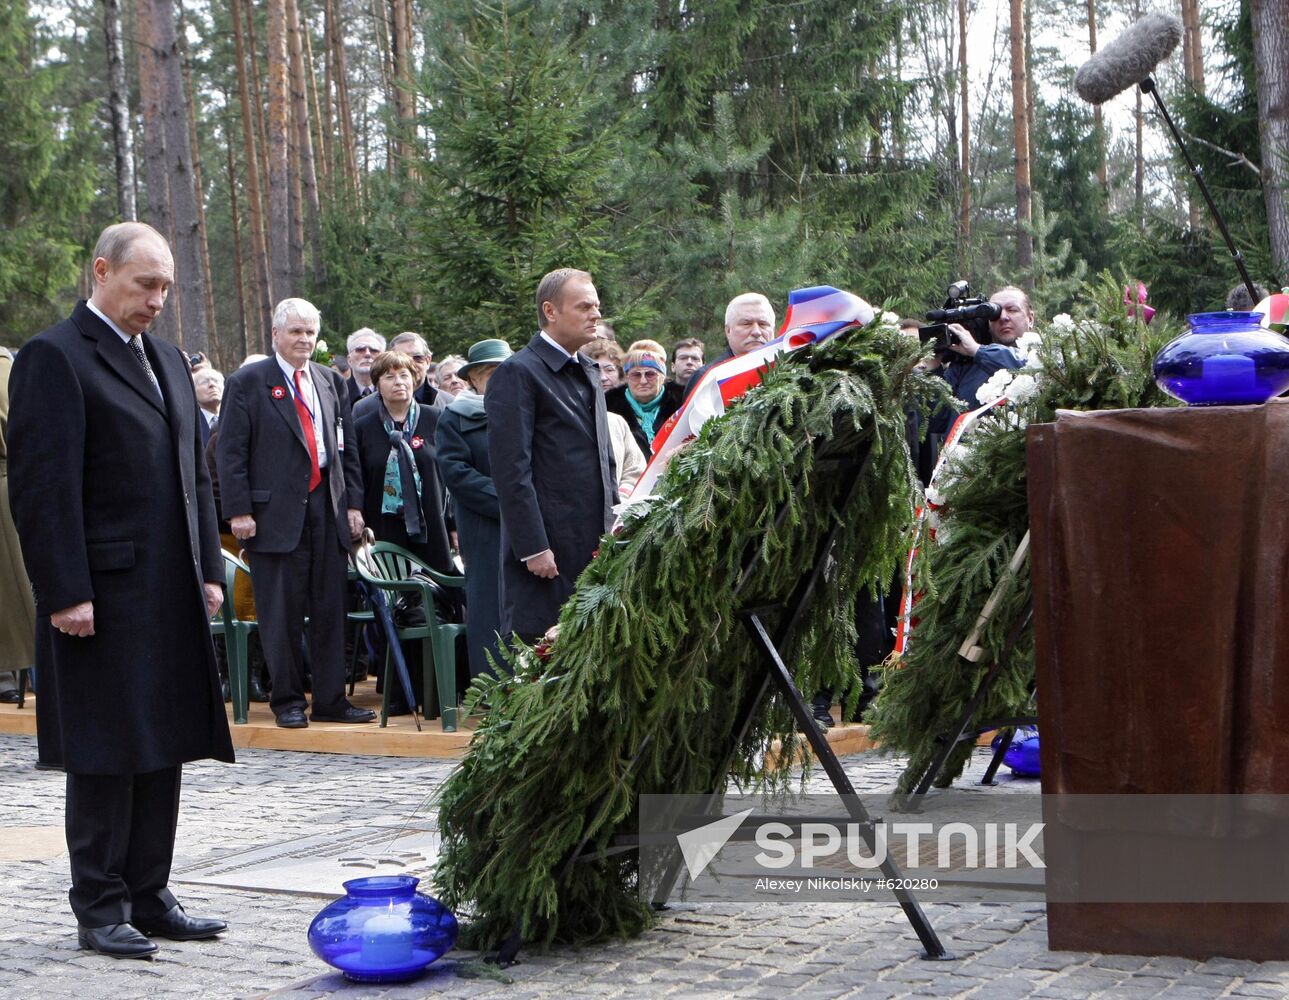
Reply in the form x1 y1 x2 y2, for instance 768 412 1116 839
493 444 949 964
905 609 1036 803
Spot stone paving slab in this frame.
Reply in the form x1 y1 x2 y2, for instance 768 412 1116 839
2 733 1288 999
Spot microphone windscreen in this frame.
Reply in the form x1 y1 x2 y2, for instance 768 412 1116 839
1074 11 1183 105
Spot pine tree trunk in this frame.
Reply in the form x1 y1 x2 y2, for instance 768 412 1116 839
103 0 136 221
178 13 218 355
1251 0 1289 277
957 0 970 250
1180 0 1204 230
245 1 273 216
232 0 273 344
320 0 336 188
390 0 415 176
224 115 250 360
327 0 360 199
267 0 294 302
135 0 179 344
372 0 395 169
288 0 324 283
1086 0 1107 190
1180 0 1206 97
1009 0 1033 279
301 9 329 192
141 0 211 354
1135 76 1144 227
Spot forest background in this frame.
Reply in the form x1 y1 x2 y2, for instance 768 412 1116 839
4 0 1286 368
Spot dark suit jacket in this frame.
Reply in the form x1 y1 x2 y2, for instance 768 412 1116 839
485 333 616 637
6 301 233 773
352 401 453 573
605 382 684 457
346 374 376 405
216 357 363 553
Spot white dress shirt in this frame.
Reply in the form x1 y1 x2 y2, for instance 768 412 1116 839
275 353 328 468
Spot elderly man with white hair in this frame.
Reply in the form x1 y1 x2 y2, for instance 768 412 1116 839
216 298 373 729
344 326 386 401
682 292 776 401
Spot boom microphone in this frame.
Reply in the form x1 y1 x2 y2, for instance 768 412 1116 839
1074 12 1183 105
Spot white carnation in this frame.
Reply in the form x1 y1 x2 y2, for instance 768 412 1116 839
1005 373 1039 404
1016 331 1043 353
1025 353 1045 371
976 367 1014 405
1050 313 1075 333
925 484 945 507
881 310 901 327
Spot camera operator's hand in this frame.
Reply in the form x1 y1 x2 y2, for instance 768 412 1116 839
946 323 980 358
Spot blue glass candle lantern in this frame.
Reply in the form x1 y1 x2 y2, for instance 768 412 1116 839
1153 311 1289 406
307 875 458 983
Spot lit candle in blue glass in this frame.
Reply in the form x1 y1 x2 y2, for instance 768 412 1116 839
1202 353 1256 400
360 911 414 965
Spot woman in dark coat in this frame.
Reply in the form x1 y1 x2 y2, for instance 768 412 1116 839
435 339 511 678
352 351 453 573
604 340 684 458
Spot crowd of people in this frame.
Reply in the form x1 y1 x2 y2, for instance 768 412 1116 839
0 220 1181 960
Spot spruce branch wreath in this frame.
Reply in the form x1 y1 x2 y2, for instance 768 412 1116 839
432 316 950 949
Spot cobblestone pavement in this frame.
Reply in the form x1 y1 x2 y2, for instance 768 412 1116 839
1 733 1287 1000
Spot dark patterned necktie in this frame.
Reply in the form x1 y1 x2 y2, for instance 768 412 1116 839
127 335 162 399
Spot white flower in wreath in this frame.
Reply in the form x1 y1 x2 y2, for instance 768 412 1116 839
924 484 945 507
881 310 901 327
1025 352 1045 371
1016 331 1043 355
976 367 1015 405
1050 313 1076 334
1005 373 1039 404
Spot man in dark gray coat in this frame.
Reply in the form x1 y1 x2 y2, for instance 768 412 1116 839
7 222 234 959
486 269 617 643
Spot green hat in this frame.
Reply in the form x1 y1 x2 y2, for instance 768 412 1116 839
458 338 513 377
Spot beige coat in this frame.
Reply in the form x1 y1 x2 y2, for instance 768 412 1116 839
0 347 35 673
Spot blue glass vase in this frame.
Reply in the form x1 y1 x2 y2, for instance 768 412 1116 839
307 875 458 983
1153 311 1289 406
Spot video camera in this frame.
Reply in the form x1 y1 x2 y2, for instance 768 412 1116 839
918 281 1002 359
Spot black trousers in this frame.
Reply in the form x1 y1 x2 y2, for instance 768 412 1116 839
249 471 349 717
66 766 181 927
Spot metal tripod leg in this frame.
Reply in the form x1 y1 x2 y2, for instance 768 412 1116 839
742 612 950 960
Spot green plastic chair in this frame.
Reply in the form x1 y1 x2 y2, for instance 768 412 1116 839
352 541 467 731
217 550 259 725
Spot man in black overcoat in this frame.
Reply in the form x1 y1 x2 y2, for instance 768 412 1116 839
216 298 374 729
486 269 617 643
7 222 234 959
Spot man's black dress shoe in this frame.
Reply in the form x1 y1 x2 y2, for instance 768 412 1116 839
135 904 227 941
311 704 376 724
0 690 20 704
248 672 270 703
276 709 308 729
78 922 158 959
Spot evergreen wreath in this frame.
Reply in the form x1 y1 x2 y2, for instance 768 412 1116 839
867 274 1182 796
433 317 951 949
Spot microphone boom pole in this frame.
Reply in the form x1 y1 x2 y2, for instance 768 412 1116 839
1139 75 1259 304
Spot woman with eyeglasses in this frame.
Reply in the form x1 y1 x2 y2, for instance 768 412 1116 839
351 350 453 574
604 339 684 458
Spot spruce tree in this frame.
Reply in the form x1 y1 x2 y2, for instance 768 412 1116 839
0 1 99 339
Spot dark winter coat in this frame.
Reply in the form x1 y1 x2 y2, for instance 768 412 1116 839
485 334 616 638
7 302 234 774
435 394 502 676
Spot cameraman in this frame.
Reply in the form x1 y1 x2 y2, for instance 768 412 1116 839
928 286 1031 416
